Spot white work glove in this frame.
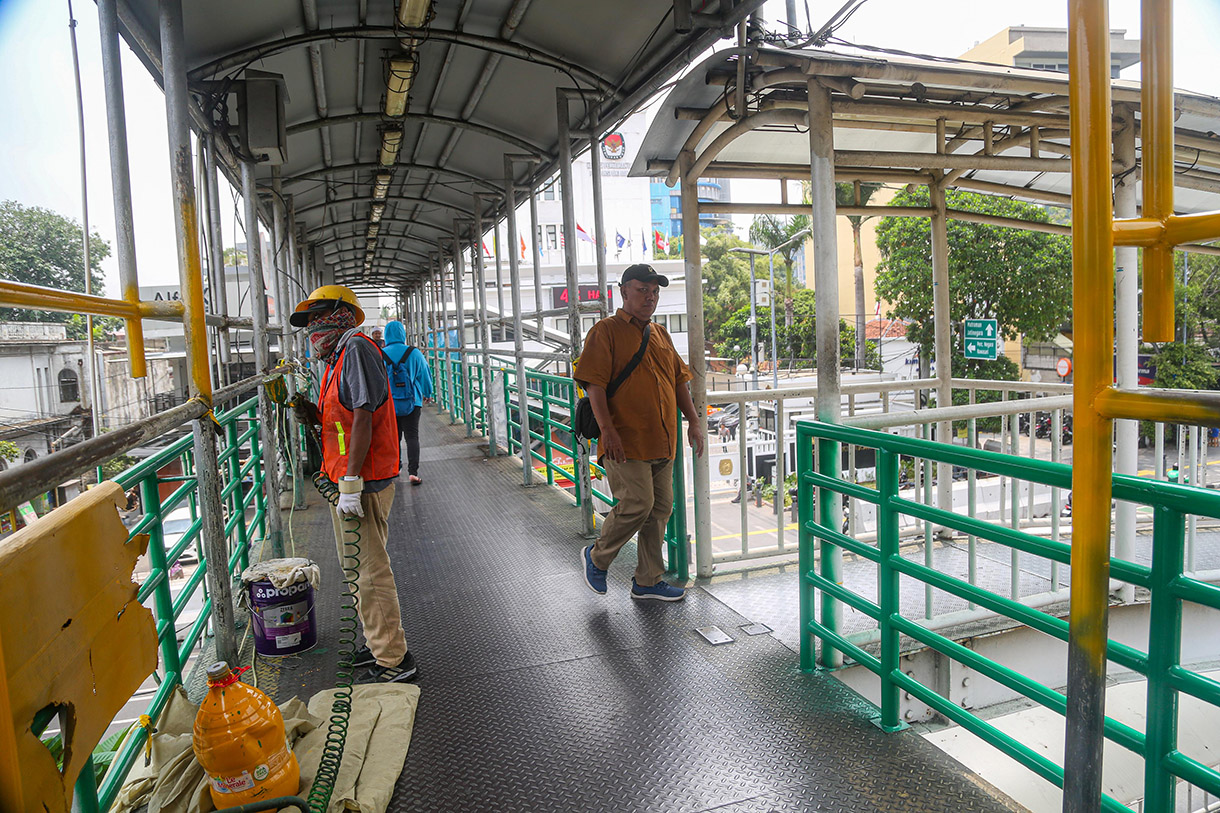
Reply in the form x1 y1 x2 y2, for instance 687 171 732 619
336 491 364 518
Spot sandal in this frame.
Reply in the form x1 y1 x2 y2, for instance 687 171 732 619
409 475 423 485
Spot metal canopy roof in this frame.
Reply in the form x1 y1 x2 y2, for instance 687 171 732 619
112 0 765 297
632 46 1220 216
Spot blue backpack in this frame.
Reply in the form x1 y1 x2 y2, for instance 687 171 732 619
383 345 416 412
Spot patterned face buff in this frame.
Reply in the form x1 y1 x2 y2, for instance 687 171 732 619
308 306 357 363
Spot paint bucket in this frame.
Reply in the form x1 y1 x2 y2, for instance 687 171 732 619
241 558 319 657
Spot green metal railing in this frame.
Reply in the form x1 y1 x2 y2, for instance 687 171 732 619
796 419 1220 811
79 396 268 810
503 368 581 492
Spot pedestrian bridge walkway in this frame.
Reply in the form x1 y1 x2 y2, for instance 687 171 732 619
279 408 1022 812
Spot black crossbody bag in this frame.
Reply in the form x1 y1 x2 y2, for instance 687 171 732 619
574 324 651 440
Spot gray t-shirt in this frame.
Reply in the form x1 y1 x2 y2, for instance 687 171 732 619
326 329 393 493
334 329 389 413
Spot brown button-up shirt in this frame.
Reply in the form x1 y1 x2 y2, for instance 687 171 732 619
574 308 692 461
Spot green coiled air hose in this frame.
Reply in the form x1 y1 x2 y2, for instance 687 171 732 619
305 470 361 813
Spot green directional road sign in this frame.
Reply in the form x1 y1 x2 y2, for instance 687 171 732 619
963 318 999 360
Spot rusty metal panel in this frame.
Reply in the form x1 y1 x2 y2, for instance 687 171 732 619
0 482 157 812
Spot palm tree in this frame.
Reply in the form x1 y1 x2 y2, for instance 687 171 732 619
835 181 882 366
749 214 809 334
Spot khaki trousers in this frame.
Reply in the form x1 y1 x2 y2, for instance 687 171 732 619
591 457 674 587
329 483 408 667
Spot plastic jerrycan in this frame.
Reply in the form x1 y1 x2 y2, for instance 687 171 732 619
193 661 301 809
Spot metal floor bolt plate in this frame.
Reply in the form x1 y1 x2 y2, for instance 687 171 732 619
279 410 1026 813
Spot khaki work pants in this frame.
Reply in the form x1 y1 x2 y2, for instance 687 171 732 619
591 457 674 587
329 483 408 667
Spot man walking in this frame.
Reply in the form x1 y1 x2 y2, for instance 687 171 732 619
574 264 705 601
291 285 418 682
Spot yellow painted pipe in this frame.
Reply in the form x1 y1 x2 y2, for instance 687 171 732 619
1164 211 1220 246
1114 212 1220 248
0 280 140 320
1141 0 1175 343
138 300 186 318
1064 0 1116 805
178 182 212 403
1096 387 1220 427
1112 218 1164 247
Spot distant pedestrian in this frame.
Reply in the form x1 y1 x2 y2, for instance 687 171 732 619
382 320 434 485
371 327 386 348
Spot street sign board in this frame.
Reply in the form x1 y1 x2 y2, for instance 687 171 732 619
1056 357 1072 378
963 318 999 360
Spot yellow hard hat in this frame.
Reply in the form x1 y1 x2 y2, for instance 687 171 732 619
290 285 365 327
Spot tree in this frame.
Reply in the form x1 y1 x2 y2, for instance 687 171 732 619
836 181 883 364
874 187 1072 366
749 214 809 330
714 289 879 370
1150 342 1217 391
0 201 110 334
0 441 18 463
1175 249 1220 345
223 246 248 266
699 226 754 342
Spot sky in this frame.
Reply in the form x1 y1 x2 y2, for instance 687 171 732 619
1 0 1218 299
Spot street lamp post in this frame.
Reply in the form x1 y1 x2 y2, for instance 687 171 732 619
748 254 759 388
730 228 811 392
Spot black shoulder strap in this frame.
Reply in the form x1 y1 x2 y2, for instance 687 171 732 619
606 324 651 399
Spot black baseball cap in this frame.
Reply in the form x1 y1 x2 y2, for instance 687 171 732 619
620 264 669 287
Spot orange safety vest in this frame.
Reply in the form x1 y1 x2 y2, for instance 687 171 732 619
320 334 400 483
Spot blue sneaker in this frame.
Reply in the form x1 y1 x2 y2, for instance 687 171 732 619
630 578 685 602
583 545 607 594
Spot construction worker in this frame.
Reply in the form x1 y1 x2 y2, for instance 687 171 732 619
290 285 417 682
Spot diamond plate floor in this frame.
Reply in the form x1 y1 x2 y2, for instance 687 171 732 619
281 407 1025 813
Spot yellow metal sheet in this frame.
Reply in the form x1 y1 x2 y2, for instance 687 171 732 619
0 482 157 812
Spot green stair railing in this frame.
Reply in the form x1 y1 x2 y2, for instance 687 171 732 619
71 395 269 810
796 419 1220 812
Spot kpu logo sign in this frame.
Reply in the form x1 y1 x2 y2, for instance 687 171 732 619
601 132 626 161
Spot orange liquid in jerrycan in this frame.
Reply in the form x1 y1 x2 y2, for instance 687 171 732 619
193 661 300 810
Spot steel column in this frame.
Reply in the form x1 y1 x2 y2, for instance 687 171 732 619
437 248 456 423
505 158 534 485
1113 105 1138 602
450 232 473 437
748 254 759 388
240 161 285 558
929 179 954 521
161 0 236 663
529 184 544 340
470 207 496 452
589 122 610 317
97 0 146 379
679 150 712 577
557 90 596 536
204 135 233 387
494 221 506 337
808 79 843 668
1063 0 1116 809
270 174 304 510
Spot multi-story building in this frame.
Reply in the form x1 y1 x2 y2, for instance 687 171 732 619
649 177 733 243
961 26 1140 77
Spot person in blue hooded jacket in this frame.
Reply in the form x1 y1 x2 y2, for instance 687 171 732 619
381 320 434 484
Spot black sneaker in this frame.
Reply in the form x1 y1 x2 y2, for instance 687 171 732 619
349 645 377 669
364 651 419 683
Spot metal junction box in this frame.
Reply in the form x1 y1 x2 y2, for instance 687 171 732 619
240 70 288 165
